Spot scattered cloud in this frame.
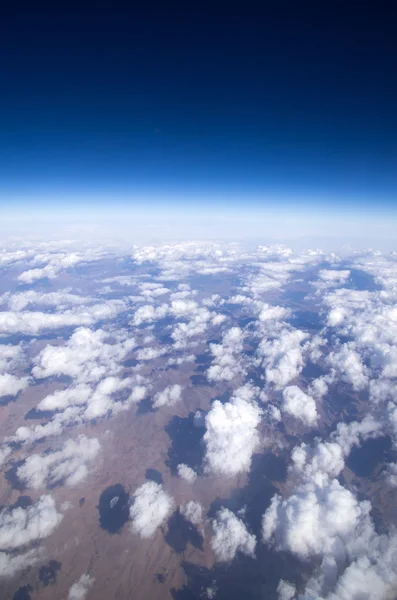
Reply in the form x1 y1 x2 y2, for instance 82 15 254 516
130 482 173 538
211 508 256 562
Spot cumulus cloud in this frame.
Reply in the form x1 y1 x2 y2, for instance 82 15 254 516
0 300 127 336
282 385 318 426
17 435 100 489
258 328 308 389
0 344 25 373
277 580 296 600
130 482 173 538
0 446 12 467
312 269 351 290
204 384 262 476
262 478 371 559
177 463 197 483
3 290 92 312
180 501 203 525
33 327 135 383
17 248 105 283
132 303 169 326
153 384 183 409
0 495 62 550
0 373 29 398
37 384 92 412
207 327 245 382
211 508 256 562
68 574 95 600
0 548 41 577
327 342 369 391
135 346 168 361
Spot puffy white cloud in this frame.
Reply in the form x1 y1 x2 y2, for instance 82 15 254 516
3 290 92 312
132 304 169 326
37 384 92 412
313 269 351 290
0 300 127 336
259 303 291 322
0 548 41 577
282 386 318 426
290 440 345 482
262 478 371 559
0 344 25 373
0 446 12 467
180 501 203 525
258 328 308 389
33 327 135 383
177 463 197 483
139 282 170 299
332 415 382 455
207 327 245 382
204 385 262 476
130 482 173 538
153 384 182 409
211 508 256 562
17 435 100 489
0 495 62 550
68 574 95 600
0 373 29 398
136 346 168 361
17 248 105 283
327 342 369 391
277 580 296 600
171 307 212 349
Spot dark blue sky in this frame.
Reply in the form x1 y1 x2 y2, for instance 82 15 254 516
1 2 397 209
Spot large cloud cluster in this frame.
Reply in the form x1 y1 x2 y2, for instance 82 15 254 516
0 495 62 550
204 384 262 476
17 435 100 489
11 327 146 442
207 327 245 382
0 300 127 336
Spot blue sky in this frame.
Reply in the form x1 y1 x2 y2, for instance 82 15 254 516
1 3 396 239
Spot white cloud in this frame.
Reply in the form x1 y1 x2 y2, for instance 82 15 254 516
0 300 127 336
0 344 25 373
327 342 369 391
207 327 245 382
3 290 92 312
259 303 291 322
204 385 262 476
211 508 256 562
282 386 318 426
0 446 12 467
129 482 173 539
262 478 371 559
0 374 29 398
177 463 197 483
313 269 351 290
68 574 95 600
180 501 203 525
132 303 169 326
277 580 296 600
153 384 182 409
17 435 100 489
0 548 41 578
33 327 135 383
136 346 168 361
0 495 62 550
258 328 308 389
37 384 92 412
